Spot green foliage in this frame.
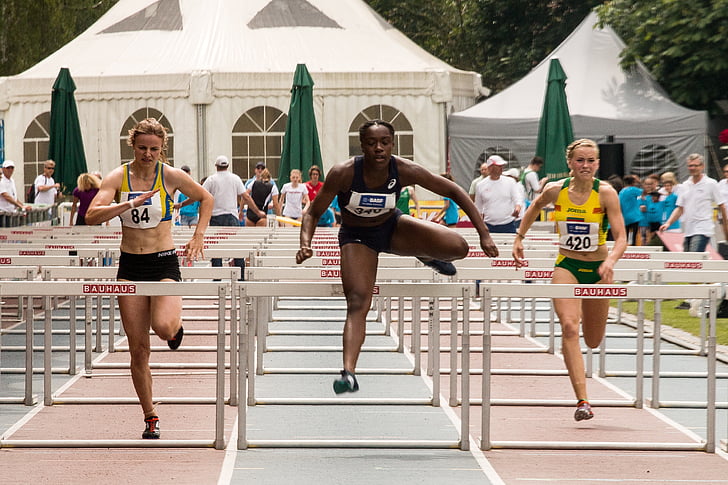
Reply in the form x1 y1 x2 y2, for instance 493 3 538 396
596 0 728 114
616 300 728 346
0 0 119 76
366 0 601 94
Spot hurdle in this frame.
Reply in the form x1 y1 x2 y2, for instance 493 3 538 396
0 280 228 449
477 282 721 453
235 281 475 450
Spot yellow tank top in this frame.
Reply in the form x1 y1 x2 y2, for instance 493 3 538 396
118 162 173 229
552 178 608 252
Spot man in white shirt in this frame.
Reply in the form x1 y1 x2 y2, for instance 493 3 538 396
202 155 247 276
660 154 728 251
521 156 548 204
33 159 61 205
468 154 488 202
718 163 728 205
474 155 522 233
0 160 31 226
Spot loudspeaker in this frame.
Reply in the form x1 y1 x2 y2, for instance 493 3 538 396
598 143 624 179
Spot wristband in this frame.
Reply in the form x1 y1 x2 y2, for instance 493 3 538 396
127 200 135 210
516 232 526 239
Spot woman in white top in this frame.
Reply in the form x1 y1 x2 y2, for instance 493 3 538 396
280 169 310 220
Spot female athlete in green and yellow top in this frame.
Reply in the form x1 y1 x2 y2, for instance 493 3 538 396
512 139 627 422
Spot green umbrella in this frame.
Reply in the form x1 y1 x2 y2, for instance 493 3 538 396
535 58 574 181
278 64 323 187
48 67 87 195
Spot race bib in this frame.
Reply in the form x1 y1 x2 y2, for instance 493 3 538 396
345 191 396 218
119 191 163 229
558 221 599 252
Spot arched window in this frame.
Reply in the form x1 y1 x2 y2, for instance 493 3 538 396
23 112 51 196
348 105 414 160
232 106 287 181
119 108 174 165
631 144 678 177
485 146 518 169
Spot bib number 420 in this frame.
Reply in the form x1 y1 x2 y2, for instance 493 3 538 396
565 235 591 251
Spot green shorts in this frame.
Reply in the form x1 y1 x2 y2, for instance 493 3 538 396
555 255 603 284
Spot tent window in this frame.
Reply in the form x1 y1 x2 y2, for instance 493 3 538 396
119 109 175 166
484 146 518 169
232 106 287 181
248 0 341 29
22 112 51 197
631 144 678 177
102 0 183 33
348 105 414 161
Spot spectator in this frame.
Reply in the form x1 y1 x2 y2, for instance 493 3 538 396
71 172 101 225
504 167 526 226
304 165 324 201
468 154 488 201
521 156 548 204
432 173 460 227
202 155 250 276
0 160 30 225
396 185 419 217
660 153 728 251
619 174 643 245
173 165 201 227
474 155 522 233
719 163 728 205
280 169 310 221
639 174 663 245
245 168 274 227
33 159 61 205
659 172 680 231
245 161 281 216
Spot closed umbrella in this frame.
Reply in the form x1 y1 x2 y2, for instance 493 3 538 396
535 58 574 181
48 67 87 195
278 63 322 187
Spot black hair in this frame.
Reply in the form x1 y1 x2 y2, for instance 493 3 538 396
359 119 395 141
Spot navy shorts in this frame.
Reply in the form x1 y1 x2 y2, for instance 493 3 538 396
338 210 402 253
117 249 181 282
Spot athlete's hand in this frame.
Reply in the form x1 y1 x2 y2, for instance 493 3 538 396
597 260 615 284
479 234 499 258
512 239 525 269
296 246 313 264
129 189 160 208
185 233 204 261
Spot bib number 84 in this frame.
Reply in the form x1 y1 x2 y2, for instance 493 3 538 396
131 207 150 224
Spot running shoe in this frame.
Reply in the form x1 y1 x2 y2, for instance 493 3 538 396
167 326 184 350
333 370 359 394
574 400 594 421
142 415 160 439
416 257 457 276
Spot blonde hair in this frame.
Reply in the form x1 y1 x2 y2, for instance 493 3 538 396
76 172 101 192
566 138 599 160
127 118 169 152
260 168 271 181
660 171 677 184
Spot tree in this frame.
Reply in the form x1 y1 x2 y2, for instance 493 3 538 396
596 0 728 114
0 0 118 76
366 0 601 95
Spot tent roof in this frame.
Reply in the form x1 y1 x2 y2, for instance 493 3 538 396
453 12 697 123
15 0 464 80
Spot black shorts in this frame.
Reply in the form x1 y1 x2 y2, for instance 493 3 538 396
117 250 181 282
338 210 402 253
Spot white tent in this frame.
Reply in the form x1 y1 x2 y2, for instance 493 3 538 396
0 0 485 186
448 12 708 188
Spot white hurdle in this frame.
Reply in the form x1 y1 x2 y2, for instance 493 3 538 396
477 282 721 453
0 281 229 449
235 281 475 450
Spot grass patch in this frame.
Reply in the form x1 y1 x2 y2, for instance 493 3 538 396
615 300 728 346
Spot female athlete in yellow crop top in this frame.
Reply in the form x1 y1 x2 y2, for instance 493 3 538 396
512 139 626 422
86 118 213 439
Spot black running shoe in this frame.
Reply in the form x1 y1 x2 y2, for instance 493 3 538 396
574 400 594 422
333 370 359 394
417 257 457 276
167 326 184 350
142 416 160 439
